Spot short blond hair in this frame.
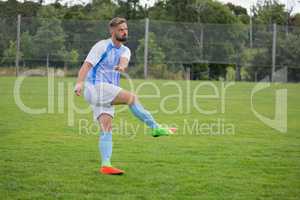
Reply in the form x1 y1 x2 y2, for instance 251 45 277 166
109 17 127 28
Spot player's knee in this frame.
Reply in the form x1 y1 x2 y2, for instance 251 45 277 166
98 115 112 132
128 93 138 105
101 121 112 132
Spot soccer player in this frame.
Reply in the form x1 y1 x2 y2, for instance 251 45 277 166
74 17 176 175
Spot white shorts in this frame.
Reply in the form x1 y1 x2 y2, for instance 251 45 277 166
84 82 122 121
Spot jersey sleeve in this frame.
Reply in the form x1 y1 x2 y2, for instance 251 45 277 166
121 46 131 61
84 41 106 66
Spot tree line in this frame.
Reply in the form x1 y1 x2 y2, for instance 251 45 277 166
0 0 300 81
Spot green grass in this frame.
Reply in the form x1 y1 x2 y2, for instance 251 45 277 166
0 77 299 200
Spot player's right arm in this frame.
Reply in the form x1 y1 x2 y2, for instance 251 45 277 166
75 61 92 96
75 40 105 96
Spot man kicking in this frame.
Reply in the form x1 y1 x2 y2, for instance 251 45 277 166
74 17 176 175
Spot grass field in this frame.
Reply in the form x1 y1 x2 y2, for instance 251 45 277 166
0 77 299 200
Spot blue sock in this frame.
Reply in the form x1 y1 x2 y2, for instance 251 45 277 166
129 102 160 128
99 132 112 166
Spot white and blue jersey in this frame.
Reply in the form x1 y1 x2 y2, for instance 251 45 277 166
85 39 131 86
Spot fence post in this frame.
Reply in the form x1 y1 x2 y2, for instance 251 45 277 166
200 25 203 60
249 13 253 48
186 67 190 80
46 53 49 76
272 23 277 82
15 14 21 77
236 52 241 81
255 71 258 82
144 18 149 79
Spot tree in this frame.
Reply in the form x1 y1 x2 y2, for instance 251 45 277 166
0 0 19 17
115 0 145 20
247 0 292 80
1 40 23 66
290 13 300 26
253 0 287 25
149 0 238 24
226 3 249 24
61 49 79 73
64 5 89 20
148 0 243 80
148 1 170 20
88 0 117 20
20 31 34 66
226 3 247 16
0 18 12 59
135 32 167 78
276 33 300 81
18 1 41 17
33 6 66 65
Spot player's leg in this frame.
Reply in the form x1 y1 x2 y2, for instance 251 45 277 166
112 90 176 136
98 113 113 167
112 90 159 128
111 89 135 105
98 113 124 175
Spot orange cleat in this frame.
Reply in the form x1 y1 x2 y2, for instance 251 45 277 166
100 166 125 175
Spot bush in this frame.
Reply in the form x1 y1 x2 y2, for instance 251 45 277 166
226 66 235 81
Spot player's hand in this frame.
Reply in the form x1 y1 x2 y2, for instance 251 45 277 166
74 82 83 96
114 65 126 72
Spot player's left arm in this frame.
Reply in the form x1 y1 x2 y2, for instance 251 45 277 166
115 47 131 72
115 57 129 72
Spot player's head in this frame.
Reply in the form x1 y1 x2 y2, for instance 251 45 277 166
109 17 128 42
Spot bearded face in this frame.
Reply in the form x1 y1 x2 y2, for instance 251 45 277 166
112 23 128 42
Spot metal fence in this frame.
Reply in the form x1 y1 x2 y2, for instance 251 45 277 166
0 16 300 82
